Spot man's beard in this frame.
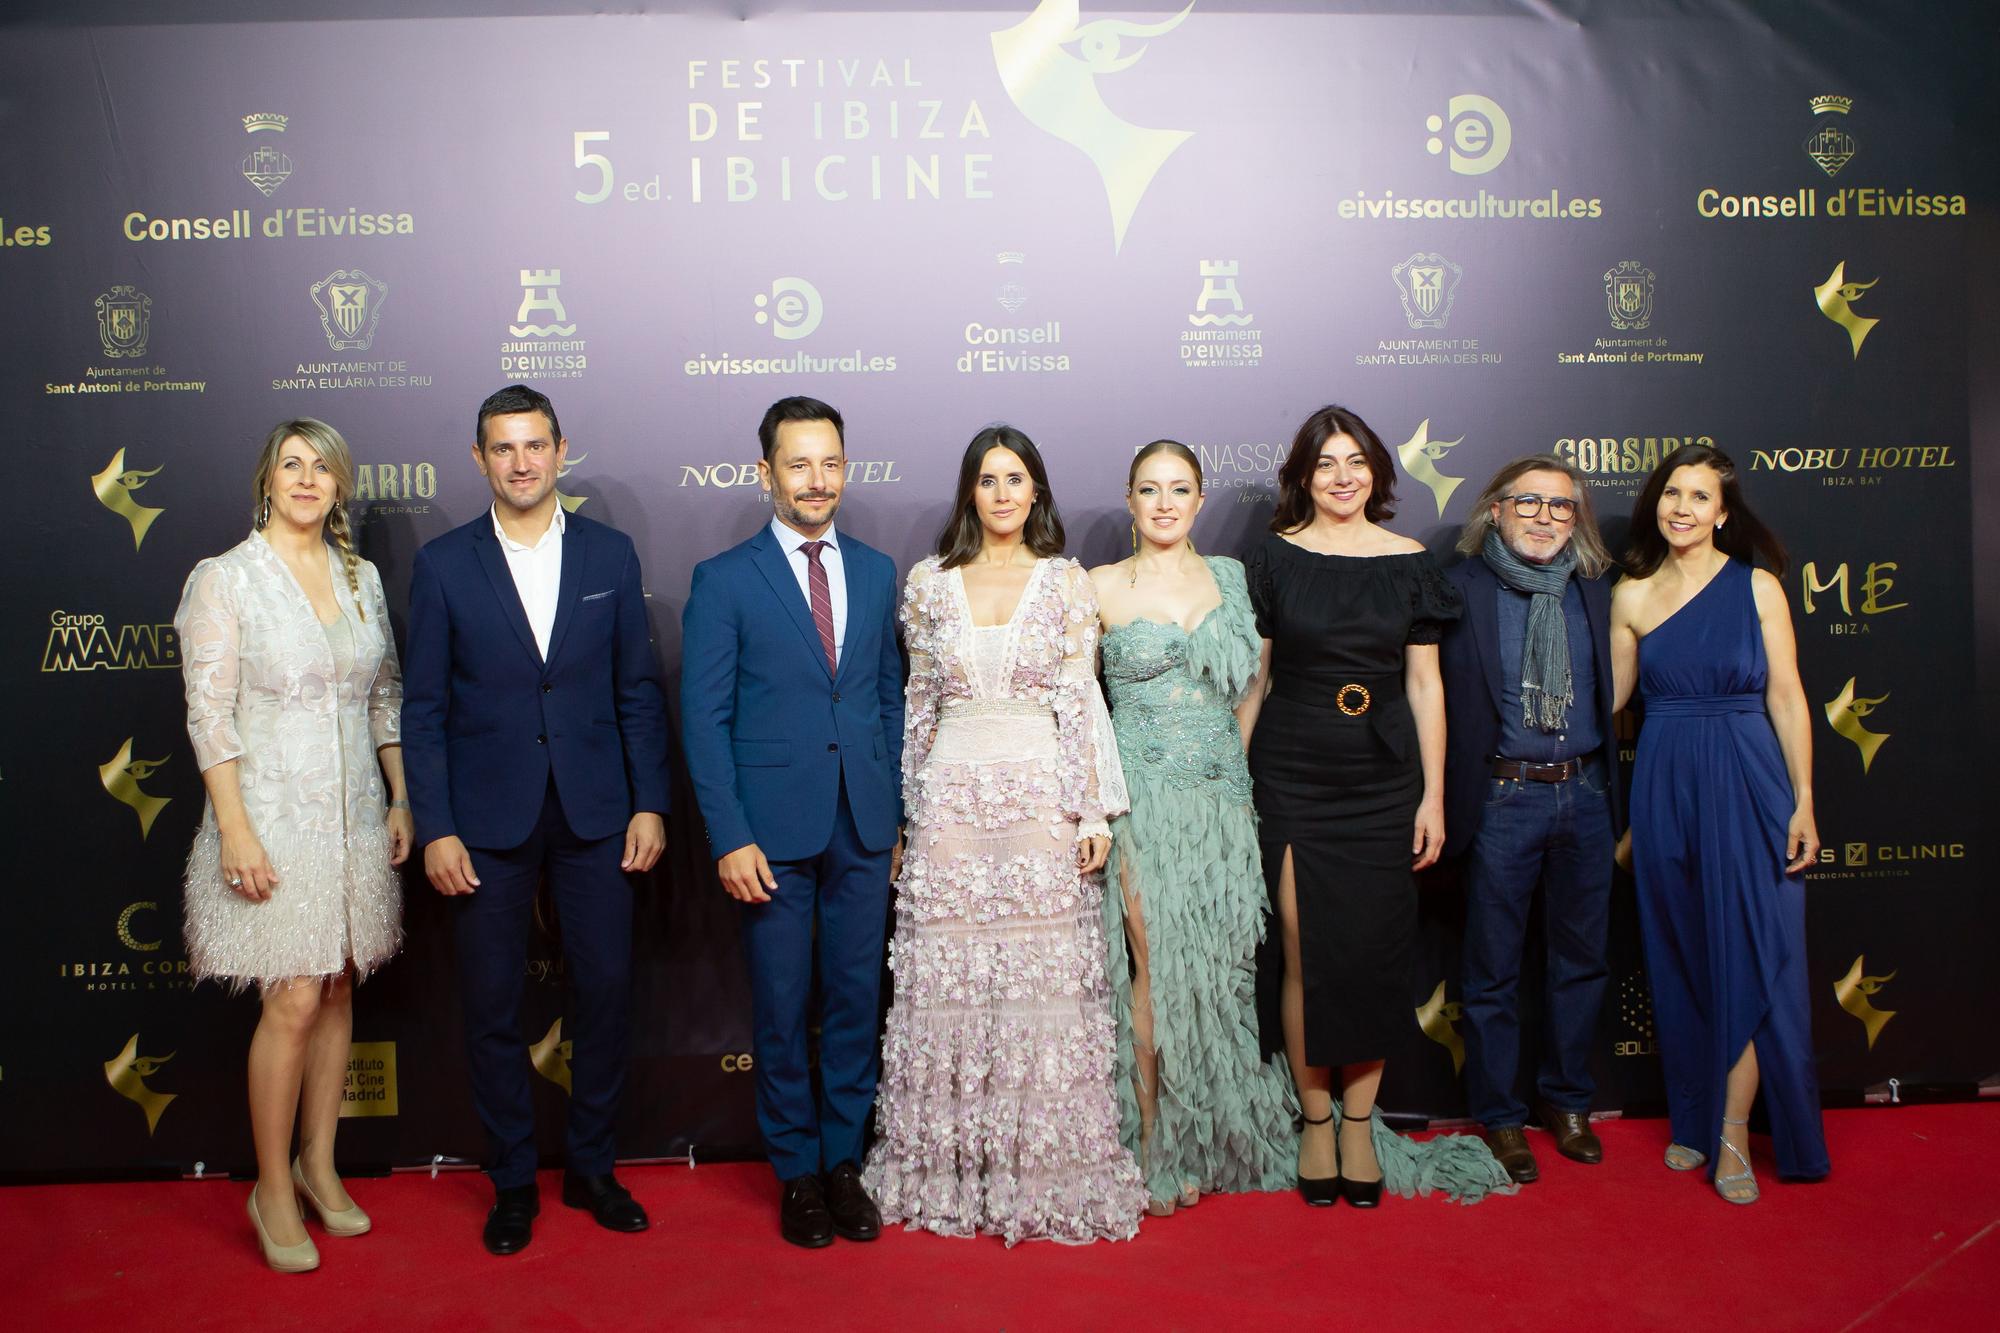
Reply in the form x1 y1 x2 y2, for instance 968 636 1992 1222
776 489 840 529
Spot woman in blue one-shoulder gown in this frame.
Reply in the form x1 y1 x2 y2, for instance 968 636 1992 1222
1610 445 1830 1205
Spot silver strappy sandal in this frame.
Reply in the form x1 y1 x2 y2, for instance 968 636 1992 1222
1714 1116 1759 1205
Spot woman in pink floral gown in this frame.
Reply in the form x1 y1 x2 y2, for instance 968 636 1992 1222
863 426 1146 1244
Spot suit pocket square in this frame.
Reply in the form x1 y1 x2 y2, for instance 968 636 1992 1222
580 589 615 603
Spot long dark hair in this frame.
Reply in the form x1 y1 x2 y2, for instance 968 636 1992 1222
933 425 1067 569
1624 443 1788 578
1269 404 1397 533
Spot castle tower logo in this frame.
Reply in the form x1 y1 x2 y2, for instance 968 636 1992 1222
510 268 575 337
1604 261 1655 331
995 252 1029 313
1814 261 1879 359
94 286 151 359
1804 96 1857 178
105 1033 177 1135
310 269 388 351
1391 252 1462 329
241 113 293 196
1189 260 1253 328
991 0 1196 253
1824 675 1890 773
1396 418 1467 518
530 1017 573 1094
91 448 165 550
1415 979 1466 1073
1834 955 1896 1050
99 737 172 839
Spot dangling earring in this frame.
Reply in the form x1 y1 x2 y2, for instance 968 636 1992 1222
1129 521 1140 586
258 495 271 529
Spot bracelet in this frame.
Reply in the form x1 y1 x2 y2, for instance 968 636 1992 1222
389 799 410 810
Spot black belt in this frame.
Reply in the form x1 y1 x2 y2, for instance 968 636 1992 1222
1490 756 1585 783
1269 672 1404 717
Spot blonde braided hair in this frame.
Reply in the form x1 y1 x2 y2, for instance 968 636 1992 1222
251 418 368 621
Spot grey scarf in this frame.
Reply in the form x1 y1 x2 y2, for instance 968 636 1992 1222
1483 529 1576 732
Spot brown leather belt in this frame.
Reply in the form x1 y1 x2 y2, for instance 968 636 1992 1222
1490 757 1583 783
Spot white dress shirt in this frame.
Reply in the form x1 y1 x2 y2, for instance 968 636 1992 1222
493 504 565 659
770 516 846 666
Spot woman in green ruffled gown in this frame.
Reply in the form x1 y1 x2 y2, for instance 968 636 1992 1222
1090 441 1296 1214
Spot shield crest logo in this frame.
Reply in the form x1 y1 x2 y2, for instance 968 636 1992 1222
1603 261 1655 331
1391 252 1463 330
310 269 388 351
94 286 152 359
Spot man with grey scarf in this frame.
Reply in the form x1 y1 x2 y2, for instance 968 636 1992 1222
1438 455 1623 1185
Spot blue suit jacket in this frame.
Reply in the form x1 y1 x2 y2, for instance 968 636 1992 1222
1439 555 1624 860
680 525 904 862
402 510 670 850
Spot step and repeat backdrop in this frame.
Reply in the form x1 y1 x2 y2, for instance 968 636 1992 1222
3 0 1992 1177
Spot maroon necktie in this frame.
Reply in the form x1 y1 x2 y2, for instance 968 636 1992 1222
800 541 836 674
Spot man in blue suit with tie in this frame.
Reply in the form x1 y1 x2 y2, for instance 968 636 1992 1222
681 397 904 1249
403 385 669 1255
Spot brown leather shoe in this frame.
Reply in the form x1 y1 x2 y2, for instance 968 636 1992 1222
1536 1101 1604 1164
1485 1126 1539 1184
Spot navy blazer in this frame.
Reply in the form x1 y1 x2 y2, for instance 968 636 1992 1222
680 525 904 862
402 510 670 850
1438 555 1624 860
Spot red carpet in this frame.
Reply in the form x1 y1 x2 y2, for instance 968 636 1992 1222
4 1104 1995 1331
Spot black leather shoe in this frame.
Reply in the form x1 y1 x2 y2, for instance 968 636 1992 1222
780 1173 834 1249
561 1171 649 1232
482 1183 539 1256
823 1161 881 1242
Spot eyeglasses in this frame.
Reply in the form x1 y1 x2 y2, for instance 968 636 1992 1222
1503 493 1578 522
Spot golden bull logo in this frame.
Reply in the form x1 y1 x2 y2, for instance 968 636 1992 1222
530 1018 573 1094
1415 979 1465 1075
100 737 171 840
1834 955 1895 1050
91 448 165 550
991 0 1195 253
1824 676 1890 774
105 1033 177 1134
1397 419 1467 518
1814 261 1879 359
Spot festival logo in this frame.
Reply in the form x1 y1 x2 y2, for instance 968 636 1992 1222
1604 261 1655 331
310 269 388 351
995 251 1029 312
241 112 293 196
104 1034 177 1135
1814 262 1879 359
1391 252 1462 330
99 737 172 839
1424 93 1512 176
91 449 165 550
1804 96 1857 178
1824 677 1890 774
556 451 590 513
1396 419 1467 518
1414 979 1465 1074
753 275 824 341
340 1041 399 1118
1613 972 1656 1057
990 0 1195 252
1181 259 1262 370
530 1017 573 1094
94 285 151 359
1833 955 1895 1050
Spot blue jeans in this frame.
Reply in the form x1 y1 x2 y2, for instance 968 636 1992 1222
1460 759 1613 1129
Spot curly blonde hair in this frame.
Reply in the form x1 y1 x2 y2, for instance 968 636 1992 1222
251 418 367 620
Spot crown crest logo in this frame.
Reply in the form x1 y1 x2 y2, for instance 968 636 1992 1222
1808 95 1853 117
242 112 289 134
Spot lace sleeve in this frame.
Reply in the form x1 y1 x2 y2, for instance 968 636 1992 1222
1053 561 1129 836
174 558 244 772
899 561 941 825
363 560 402 748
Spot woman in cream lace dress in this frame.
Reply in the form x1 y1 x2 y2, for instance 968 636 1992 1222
863 425 1145 1244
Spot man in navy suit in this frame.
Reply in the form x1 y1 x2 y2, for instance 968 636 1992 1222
1439 455 1623 1186
403 384 668 1254
681 397 904 1249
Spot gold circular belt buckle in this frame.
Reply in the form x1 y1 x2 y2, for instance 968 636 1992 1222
1335 683 1372 716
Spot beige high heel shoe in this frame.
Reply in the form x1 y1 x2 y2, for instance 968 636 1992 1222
248 1184 320 1273
293 1158 372 1236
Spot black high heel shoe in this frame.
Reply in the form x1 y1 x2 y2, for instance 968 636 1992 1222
1295 1109 1338 1207
1337 1109 1384 1209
